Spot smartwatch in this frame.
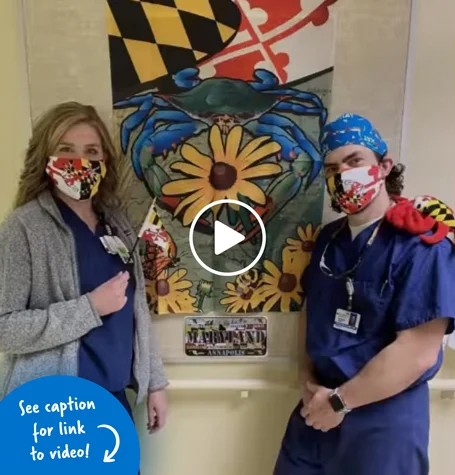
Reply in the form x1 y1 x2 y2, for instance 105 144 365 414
328 388 351 414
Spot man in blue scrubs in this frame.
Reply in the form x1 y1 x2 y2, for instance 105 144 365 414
274 114 455 475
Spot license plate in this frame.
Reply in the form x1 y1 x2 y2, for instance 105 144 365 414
184 316 268 357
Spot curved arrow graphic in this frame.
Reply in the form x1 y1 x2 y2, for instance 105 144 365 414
97 424 120 463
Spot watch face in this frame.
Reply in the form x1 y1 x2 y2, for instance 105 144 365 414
329 393 345 412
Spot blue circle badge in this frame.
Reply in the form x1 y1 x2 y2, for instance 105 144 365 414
0 376 140 474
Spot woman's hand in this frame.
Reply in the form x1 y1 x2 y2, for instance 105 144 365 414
147 389 168 434
89 271 129 316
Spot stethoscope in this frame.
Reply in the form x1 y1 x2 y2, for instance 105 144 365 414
319 218 384 311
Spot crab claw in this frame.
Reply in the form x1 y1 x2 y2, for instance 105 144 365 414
173 68 201 89
420 222 449 245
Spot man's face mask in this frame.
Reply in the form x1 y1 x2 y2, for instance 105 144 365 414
46 156 107 201
326 165 385 214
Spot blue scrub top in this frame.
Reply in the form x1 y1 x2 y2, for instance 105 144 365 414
304 218 455 388
57 199 136 393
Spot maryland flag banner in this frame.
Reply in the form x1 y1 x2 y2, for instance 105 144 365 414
138 198 170 252
107 0 339 315
106 0 241 101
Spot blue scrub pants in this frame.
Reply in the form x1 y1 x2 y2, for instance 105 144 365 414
274 383 430 475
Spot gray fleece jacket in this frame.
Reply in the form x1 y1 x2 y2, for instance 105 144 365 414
0 190 168 403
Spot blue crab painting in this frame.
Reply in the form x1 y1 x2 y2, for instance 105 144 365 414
115 67 328 188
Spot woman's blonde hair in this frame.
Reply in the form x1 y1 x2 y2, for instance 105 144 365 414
14 102 119 209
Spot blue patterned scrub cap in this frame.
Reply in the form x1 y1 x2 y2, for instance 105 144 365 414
320 113 388 160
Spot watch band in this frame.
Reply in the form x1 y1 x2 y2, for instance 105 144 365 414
328 388 351 414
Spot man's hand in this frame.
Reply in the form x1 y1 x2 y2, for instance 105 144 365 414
147 389 168 434
301 382 344 432
300 373 317 407
301 384 314 407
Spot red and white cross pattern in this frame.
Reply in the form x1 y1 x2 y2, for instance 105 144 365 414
198 0 339 84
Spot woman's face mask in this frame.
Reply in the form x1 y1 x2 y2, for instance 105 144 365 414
46 156 107 201
326 165 385 214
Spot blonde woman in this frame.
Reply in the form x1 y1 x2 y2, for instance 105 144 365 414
0 102 168 434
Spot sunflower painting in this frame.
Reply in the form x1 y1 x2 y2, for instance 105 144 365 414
219 222 320 313
220 269 264 313
146 269 198 314
283 223 322 274
162 125 282 225
115 68 332 314
255 255 303 312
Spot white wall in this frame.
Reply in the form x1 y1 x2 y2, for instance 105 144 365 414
401 1 455 474
401 0 455 204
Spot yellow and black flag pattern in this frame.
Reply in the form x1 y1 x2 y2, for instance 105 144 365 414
106 0 241 101
419 197 455 228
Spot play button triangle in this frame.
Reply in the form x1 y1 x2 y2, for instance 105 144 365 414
214 220 245 255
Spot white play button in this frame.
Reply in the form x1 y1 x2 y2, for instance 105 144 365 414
189 199 266 277
214 221 245 255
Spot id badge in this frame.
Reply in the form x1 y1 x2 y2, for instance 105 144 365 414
111 236 131 264
333 309 361 334
100 236 116 254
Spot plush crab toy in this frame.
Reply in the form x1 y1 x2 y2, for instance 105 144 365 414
385 195 455 244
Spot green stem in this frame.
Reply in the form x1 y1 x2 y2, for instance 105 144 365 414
197 294 206 311
238 206 254 233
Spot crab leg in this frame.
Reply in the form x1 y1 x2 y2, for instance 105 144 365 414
274 100 327 126
251 113 322 187
115 94 170 154
115 92 161 107
130 110 196 179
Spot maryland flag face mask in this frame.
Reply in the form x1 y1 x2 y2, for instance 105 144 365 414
46 156 107 201
326 165 385 214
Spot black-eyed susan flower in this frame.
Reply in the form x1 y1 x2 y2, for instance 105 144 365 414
283 223 321 274
256 254 303 312
161 124 282 225
146 268 197 314
220 270 264 313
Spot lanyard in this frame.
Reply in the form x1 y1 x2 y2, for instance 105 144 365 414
319 218 383 310
96 213 131 264
97 212 116 237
